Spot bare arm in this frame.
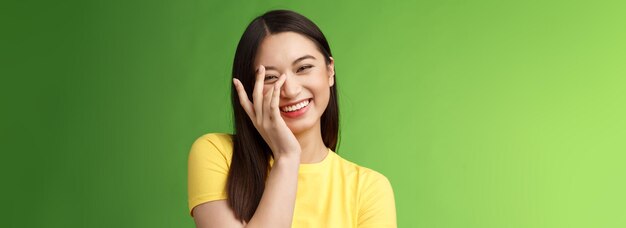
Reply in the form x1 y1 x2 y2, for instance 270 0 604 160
193 156 299 228
246 156 299 227
193 66 300 227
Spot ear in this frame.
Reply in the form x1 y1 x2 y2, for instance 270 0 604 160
327 57 335 87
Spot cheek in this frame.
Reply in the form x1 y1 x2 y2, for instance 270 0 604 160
262 85 273 94
310 77 331 102
311 75 330 93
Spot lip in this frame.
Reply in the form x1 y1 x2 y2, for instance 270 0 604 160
280 98 312 119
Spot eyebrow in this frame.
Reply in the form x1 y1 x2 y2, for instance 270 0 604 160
264 55 316 71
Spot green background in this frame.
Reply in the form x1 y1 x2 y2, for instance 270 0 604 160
2 0 625 227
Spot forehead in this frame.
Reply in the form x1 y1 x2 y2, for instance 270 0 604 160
255 32 321 66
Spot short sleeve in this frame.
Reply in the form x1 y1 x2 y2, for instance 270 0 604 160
187 133 232 216
357 171 397 228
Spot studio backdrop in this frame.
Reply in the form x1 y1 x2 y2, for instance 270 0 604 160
2 0 625 227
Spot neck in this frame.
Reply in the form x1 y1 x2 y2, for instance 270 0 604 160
294 122 328 164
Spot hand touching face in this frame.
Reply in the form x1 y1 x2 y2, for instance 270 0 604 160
254 32 335 136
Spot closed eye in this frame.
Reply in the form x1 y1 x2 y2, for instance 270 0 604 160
297 65 313 73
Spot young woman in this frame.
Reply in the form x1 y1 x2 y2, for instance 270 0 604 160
188 10 396 228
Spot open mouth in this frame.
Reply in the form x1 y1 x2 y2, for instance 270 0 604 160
280 99 311 113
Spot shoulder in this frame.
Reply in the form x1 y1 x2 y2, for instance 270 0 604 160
334 156 397 226
331 154 395 208
333 154 392 187
192 133 233 147
188 133 234 164
187 133 234 216
356 165 393 195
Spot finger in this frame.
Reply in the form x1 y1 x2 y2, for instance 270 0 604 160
233 78 255 120
270 74 287 117
263 82 274 121
253 65 265 123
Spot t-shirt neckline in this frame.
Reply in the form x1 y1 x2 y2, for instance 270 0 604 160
299 148 334 173
269 148 335 173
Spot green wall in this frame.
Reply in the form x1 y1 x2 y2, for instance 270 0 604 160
3 0 625 227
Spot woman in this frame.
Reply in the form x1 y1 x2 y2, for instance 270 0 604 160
188 10 396 227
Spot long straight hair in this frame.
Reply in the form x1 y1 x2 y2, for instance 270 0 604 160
227 10 339 222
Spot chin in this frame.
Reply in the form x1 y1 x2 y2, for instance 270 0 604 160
285 117 318 135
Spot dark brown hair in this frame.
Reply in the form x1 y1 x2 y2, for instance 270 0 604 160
227 9 339 222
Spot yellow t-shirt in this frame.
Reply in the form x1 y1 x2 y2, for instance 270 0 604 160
188 133 397 228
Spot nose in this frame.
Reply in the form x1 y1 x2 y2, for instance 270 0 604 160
280 73 302 99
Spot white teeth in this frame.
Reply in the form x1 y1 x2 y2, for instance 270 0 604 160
281 99 310 112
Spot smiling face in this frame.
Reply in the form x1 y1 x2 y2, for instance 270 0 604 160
254 31 335 135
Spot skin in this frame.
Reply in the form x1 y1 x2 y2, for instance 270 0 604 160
192 31 336 227
255 31 335 164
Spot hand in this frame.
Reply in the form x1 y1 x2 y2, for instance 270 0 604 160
233 65 301 160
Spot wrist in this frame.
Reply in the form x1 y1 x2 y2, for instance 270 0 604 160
274 153 301 165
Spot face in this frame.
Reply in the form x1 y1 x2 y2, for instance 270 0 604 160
254 32 335 135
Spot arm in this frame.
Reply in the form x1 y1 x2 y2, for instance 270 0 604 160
246 156 299 227
193 66 300 227
192 155 299 228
